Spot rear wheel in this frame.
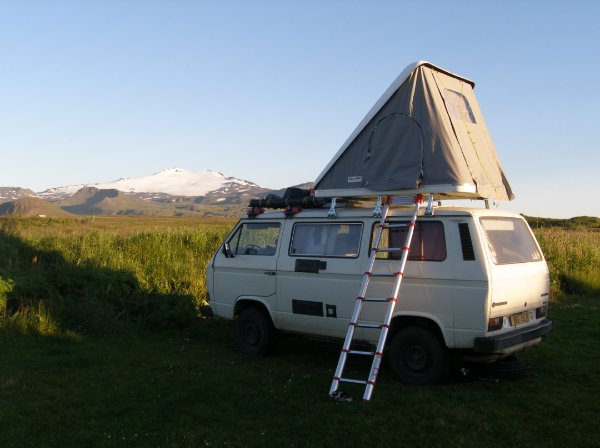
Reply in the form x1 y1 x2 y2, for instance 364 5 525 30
388 326 450 385
235 307 276 356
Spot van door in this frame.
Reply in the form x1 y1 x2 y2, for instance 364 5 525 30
275 221 364 338
212 221 282 318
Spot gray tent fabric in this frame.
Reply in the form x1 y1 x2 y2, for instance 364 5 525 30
314 62 514 201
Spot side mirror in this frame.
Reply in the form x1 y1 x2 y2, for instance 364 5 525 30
222 242 234 258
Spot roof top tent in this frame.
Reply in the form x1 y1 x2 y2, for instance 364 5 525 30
313 61 514 202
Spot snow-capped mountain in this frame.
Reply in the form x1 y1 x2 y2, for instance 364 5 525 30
0 187 39 204
39 168 264 199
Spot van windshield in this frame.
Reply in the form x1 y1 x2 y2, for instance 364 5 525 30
480 217 542 265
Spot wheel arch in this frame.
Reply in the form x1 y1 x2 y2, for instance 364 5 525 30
234 298 274 322
389 314 449 348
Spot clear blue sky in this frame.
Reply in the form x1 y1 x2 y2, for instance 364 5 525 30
1 0 598 218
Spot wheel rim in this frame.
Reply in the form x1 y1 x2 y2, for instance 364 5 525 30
243 322 260 346
404 343 428 371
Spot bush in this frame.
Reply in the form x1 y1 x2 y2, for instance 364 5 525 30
0 275 15 317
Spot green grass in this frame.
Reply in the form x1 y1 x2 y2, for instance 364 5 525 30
0 216 235 332
1 215 598 334
1 297 599 447
533 227 600 297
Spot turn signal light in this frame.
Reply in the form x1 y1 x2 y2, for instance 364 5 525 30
487 316 504 332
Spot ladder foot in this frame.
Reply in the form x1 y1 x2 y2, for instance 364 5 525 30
329 390 353 403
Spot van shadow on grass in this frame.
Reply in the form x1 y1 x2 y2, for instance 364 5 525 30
0 229 196 334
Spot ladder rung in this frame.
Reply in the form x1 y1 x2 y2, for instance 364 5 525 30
338 378 367 385
374 247 405 253
351 322 386 329
344 349 374 356
370 271 399 277
363 297 395 303
379 223 411 229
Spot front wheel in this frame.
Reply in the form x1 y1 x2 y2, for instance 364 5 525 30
235 308 276 356
388 326 450 385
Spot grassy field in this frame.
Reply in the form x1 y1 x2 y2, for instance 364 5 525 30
533 227 599 297
1 297 599 447
0 215 599 447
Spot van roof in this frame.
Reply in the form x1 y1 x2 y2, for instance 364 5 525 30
248 206 522 220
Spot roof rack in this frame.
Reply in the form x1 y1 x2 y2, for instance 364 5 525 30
246 187 440 219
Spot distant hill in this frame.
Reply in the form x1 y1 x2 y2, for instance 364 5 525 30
55 187 247 217
0 187 38 204
0 197 73 217
524 215 600 229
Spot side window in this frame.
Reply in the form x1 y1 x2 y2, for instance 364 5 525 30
372 221 446 261
229 222 281 256
290 223 362 258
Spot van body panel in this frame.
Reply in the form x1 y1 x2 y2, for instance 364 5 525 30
274 219 365 337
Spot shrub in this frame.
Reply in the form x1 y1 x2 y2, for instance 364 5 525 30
0 275 15 317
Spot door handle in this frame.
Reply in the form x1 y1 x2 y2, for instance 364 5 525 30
264 271 276 276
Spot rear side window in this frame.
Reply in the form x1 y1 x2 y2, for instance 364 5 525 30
479 217 542 264
373 221 446 261
229 222 281 256
290 223 362 258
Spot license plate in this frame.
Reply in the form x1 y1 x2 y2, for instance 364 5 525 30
510 311 530 326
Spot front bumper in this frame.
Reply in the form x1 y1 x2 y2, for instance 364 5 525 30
474 318 554 353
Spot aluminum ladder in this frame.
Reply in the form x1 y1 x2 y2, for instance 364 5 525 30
329 194 423 402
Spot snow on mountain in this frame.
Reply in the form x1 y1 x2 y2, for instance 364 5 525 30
39 169 261 199
0 187 39 204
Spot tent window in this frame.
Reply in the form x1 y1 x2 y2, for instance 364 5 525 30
445 89 477 124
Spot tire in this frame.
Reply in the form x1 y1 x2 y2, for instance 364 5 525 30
388 326 450 385
235 308 276 356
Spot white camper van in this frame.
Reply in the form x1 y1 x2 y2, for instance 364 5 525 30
204 196 553 385
204 61 553 393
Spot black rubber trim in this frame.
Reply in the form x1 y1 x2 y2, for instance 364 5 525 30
295 259 327 273
474 318 554 353
292 300 324 317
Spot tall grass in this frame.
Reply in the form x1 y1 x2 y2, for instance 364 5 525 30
0 217 233 332
533 227 600 297
0 216 597 334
